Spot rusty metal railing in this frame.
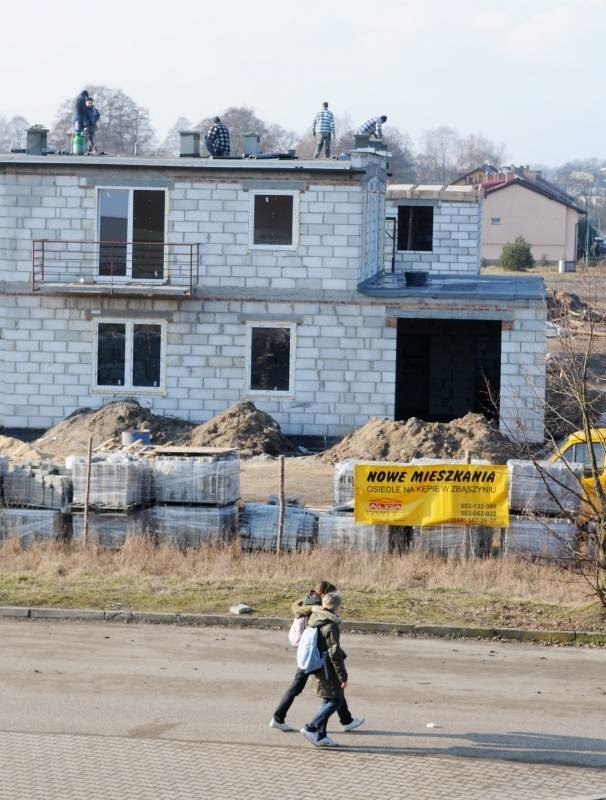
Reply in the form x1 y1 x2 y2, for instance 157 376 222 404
31 240 200 294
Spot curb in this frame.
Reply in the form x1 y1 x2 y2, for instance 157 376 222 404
1 605 605 646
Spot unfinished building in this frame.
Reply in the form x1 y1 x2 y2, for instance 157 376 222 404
0 135 546 443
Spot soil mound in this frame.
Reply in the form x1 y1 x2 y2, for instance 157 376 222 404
0 435 43 465
547 288 598 322
319 413 520 464
188 401 298 457
33 400 194 460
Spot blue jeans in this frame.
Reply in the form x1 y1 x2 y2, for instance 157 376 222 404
273 668 353 725
314 133 331 158
305 696 343 739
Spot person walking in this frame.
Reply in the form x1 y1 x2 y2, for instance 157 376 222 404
300 591 348 747
269 581 364 733
357 115 387 140
204 117 230 157
312 101 335 159
83 96 101 154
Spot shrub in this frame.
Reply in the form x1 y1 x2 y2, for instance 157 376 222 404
500 236 535 271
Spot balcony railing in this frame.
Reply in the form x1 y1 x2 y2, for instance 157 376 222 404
32 240 200 296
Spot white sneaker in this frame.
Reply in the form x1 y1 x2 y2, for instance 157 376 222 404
269 719 295 732
301 728 320 745
316 735 338 747
341 717 365 732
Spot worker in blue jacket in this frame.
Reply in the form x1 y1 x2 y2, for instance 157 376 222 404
83 96 101 154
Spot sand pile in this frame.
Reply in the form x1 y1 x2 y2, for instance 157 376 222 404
188 401 298 457
0 435 43 465
33 400 194 460
319 413 520 464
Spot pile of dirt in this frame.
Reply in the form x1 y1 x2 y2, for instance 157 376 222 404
319 413 520 465
188 401 298 457
0 435 43 465
33 400 194 461
546 288 600 322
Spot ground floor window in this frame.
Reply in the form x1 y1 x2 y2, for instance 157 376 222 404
246 322 296 395
95 319 164 390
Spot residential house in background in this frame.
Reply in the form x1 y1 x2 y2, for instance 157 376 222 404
454 165 586 269
0 136 546 445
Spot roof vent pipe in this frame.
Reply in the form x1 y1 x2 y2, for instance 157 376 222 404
242 132 261 156
179 130 201 158
26 126 48 156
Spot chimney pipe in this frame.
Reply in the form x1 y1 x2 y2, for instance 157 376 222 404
179 130 201 158
26 125 48 156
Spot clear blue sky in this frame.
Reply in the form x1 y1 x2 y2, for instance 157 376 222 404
2 0 603 166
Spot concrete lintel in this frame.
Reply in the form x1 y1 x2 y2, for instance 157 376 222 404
241 181 307 192
384 309 515 321
84 177 173 188
236 313 304 324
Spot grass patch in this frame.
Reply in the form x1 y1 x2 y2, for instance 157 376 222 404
0 538 604 632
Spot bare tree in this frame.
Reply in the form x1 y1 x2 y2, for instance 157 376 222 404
418 126 459 184
49 86 157 156
154 116 194 157
456 133 507 173
0 115 29 152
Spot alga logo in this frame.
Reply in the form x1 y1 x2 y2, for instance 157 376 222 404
368 501 402 511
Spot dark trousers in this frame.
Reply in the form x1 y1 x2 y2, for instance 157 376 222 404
273 668 352 725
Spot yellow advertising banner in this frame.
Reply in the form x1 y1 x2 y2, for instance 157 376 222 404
354 463 509 527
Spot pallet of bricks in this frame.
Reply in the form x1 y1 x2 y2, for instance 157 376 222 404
239 500 319 552
149 446 239 548
505 460 583 561
69 452 153 548
0 456 72 547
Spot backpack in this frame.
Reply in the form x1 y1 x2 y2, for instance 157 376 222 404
296 625 325 673
288 616 306 647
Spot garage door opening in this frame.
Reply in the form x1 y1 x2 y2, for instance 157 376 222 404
395 318 501 422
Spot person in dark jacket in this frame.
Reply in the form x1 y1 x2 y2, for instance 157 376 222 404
204 117 230 157
73 90 89 133
269 581 364 733
83 97 101 154
300 592 348 747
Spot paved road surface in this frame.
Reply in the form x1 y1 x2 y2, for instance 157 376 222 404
1 619 605 799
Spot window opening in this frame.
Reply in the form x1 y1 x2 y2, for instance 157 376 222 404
397 205 433 251
95 320 163 390
253 194 294 246
249 325 292 392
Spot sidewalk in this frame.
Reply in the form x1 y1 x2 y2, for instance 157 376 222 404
1 730 604 800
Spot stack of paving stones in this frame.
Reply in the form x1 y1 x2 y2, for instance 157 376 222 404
149 449 240 548
239 503 318 552
413 524 494 559
317 512 391 553
69 454 153 548
506 460 583 560
0 462 71 547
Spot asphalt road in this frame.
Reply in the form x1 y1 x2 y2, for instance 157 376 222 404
1 619 605 799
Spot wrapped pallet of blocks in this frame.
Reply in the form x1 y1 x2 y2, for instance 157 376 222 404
70 454 152 509
152 450 239 506
413 525 494 559
0 508 68 547
504 516 577 561
239 503 318 552
507 460 583 516
318 512 391 553
149 504 238 548
72 509 150 549
3 466 72 510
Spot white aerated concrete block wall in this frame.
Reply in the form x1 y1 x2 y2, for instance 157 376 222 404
384 199 481 275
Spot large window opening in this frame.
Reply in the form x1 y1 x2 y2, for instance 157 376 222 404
247 323 295 394
397 205 434 252
251 193 296 247
96 320 163 390
98 189 166 279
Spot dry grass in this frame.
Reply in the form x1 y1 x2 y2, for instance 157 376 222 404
1 537 604 632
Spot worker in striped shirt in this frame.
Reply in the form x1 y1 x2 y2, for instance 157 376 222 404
204 117 230 158
312 101 336 159
357 115 387 140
